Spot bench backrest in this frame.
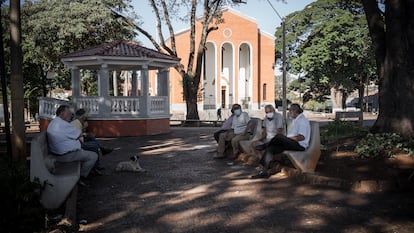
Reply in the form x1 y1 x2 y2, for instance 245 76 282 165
246 118 263 141
306 121 321 171
30 131 54 182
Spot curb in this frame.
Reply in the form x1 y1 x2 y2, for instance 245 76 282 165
281 167 414 193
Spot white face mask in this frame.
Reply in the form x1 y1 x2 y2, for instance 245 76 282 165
266 112 274 119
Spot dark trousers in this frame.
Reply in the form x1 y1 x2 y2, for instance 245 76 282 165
261 134 305 169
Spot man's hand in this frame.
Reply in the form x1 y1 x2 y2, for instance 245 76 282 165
288 134 305 142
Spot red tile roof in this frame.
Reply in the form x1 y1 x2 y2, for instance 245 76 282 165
62 40 179 61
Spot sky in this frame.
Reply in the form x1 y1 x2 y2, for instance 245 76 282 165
131 0 316 48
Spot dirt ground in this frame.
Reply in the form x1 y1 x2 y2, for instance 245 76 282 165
76 127 414 233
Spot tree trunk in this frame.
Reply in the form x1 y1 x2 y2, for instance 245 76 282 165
357 82 365 125
341 91 348 110
183 72 199 120
363 0 414 137
10 0 26 159
330 87 342 109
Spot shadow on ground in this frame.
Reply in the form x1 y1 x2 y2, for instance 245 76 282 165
77 128 414 233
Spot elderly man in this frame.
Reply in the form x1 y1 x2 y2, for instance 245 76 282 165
47 105 98 184
251 103 310 179
214 104 250 159
250 104 283 161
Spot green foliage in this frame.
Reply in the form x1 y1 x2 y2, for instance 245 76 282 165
304 100 325 112
355 133 414 158
320 119 369 143
0 158 46 233
275 0 376 101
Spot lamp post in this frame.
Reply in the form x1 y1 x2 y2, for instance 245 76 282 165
265 0 288 131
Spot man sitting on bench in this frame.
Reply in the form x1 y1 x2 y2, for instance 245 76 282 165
251 104 310 179
47 105 98 186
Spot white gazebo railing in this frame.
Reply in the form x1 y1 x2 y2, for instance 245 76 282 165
39 97 70 119
39 96 169 120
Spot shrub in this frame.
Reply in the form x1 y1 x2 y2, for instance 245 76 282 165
355 133 414 158
0 158 46 233
321 119 369 143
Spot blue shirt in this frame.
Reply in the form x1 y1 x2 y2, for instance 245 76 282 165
232 112 250 134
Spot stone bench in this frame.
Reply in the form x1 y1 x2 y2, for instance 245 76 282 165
284 121 321 173
239 119 321 173
30 131 80 209
335 111 361 121
239 118 263 155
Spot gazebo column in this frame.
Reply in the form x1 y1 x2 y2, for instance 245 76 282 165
158 68 170 114
131 70 138 97
71 67 81 108
140 65 150 117
98 64 110 117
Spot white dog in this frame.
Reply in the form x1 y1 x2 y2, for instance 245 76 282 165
115 155 146 172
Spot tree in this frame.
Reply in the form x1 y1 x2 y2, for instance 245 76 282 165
130 0 229 120
22 0 137 89
10 0 25 159
275 0 375 113
362 0 414 137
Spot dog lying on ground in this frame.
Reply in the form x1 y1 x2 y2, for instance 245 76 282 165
115 155 146 172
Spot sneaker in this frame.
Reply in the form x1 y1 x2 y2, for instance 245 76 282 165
91 168 103 176
254 143 267 151
251 171 269 179
100 147 113 155
213 153 226 159
78 178 89 187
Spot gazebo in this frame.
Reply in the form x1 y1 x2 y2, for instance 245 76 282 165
38 40 180 137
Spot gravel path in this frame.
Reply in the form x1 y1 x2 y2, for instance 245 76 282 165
77 128 414 233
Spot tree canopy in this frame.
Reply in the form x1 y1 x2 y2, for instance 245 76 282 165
275 0 375 108
22 0 137 88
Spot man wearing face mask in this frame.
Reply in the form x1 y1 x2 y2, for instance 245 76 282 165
214 104 250 159
250 105 283 161
251 103 310 179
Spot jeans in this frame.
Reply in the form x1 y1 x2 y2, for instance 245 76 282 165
54 149 98 177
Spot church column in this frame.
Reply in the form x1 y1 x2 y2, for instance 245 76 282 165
131 70 138 97
98 64 110 117
140 65 150 117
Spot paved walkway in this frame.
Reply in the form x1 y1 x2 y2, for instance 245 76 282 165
77 128 414 233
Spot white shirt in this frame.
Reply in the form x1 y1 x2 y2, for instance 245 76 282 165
232 112 250 135
47 117 81 155
263 112 283 141
287 113 310 149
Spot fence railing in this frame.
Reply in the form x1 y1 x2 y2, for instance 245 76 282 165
39 96 169 120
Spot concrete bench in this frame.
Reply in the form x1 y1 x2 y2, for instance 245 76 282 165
284 121 321 173
30 131 80 209
335 111 361 121
239 118 263 155
170 119 223 127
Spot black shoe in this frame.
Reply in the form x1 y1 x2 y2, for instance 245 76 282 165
91 168 103 176
78 177 90 187
100 147 113 155
251 171 269 179
96 165 105 171
254 143 267 151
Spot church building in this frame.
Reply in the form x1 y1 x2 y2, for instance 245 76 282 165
166 7 276 112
